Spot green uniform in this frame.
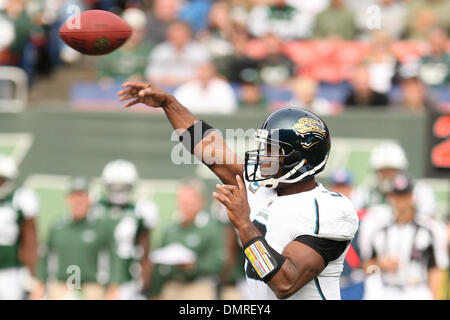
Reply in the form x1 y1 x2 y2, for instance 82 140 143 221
36 216 107 283
0 189 39 270
96 43 153 80
92 199 158 285
150 212 225 297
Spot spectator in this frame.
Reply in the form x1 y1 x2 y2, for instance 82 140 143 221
0 0 33 69
285 0 329 20
345 63 389 107
238 81 268 109
289 76 336 115
145 21 210 87
97 8 152 82
199 1 235 59
32 177 106 300
149 179 225 300
178 0 212 34
146 0 181 45
247 0 318 40
313 0 356 40
257 33 296 86
0 14 15 63
419 27 450 87
353 0 407 41
221 24 260 83
360 173 449 300
394 62 437 113
376 0 407 40
364 30 397 94
404 0 450 40
173 62 238 114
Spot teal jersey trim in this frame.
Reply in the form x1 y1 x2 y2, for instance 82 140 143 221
314 277 326 300
314 198 319 234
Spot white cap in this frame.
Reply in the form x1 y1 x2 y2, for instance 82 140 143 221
122 8 147 30
370 142 408 171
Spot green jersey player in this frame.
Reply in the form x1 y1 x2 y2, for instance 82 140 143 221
0 154 39 300
92 159 159 300
33 177 107 300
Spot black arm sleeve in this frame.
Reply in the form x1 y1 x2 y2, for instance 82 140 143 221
179 120 214 153
294 235 350 266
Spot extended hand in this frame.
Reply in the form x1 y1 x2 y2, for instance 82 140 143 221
118 82 172 108
213 175 251 230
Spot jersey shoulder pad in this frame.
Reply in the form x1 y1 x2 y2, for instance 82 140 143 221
13 188 40 218
135 199 159 228
315 191 359 241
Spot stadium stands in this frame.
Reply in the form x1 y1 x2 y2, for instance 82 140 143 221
0 0 449 301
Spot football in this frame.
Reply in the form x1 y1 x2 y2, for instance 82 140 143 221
59 10 132 55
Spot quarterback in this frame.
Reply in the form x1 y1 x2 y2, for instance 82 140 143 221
118 83 359 300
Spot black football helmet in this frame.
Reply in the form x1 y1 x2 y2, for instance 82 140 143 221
245 107 331 189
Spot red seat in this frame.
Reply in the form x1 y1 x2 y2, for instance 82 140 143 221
284 41 321 67
335 41 369 65
391 41 427 63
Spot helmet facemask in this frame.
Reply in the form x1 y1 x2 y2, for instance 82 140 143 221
105 183 134 206
245 129 306 189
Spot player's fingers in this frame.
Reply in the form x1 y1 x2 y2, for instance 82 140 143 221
212 191 231 207
121 82 139 89
119 94 135 101
236 175 247 199
122 82 145 88
221 184 239 197
124 99 141 108
117 88 132 96
216 184 234 198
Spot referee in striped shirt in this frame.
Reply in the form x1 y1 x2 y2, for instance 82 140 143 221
361 173 449 300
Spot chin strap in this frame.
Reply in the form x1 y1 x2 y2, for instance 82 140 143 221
260 154 328 189
259 160 305 189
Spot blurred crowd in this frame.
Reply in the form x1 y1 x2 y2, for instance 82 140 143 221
0 0 449 113
0 0 449 301
0 139 448 300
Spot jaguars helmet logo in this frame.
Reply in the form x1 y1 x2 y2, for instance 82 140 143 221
292 118 327 149
94 37 110 53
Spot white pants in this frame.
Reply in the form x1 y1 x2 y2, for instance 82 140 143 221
364 275 432 300
118 281 144 300
0 268 25 300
